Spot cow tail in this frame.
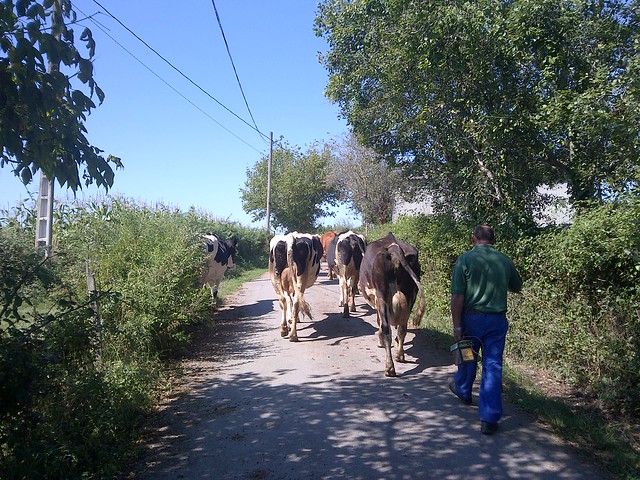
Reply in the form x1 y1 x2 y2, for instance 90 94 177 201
286 237 304 302
396 252 426 327
300 299 313 321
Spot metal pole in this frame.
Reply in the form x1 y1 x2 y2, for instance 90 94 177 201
266 131 273 232
35 0 61 258
35 175 54 257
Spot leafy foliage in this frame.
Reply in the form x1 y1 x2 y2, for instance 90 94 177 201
327 133 403 226
0 0 122 191
511 198 640 416
315 0 640 225
241 139 340 232
0 197 270 478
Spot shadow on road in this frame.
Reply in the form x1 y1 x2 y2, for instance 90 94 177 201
136 273 602 480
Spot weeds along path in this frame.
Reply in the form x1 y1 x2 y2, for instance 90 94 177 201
133 269 604 480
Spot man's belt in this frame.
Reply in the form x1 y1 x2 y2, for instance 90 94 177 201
463 310 506 315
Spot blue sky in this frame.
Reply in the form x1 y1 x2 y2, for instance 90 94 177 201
0 0 352 227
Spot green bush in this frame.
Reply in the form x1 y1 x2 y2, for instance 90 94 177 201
511 198 640 416
1 197 270 478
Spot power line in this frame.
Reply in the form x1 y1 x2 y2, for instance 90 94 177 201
210 0 262 139
87 0 270 142
70 3 265 154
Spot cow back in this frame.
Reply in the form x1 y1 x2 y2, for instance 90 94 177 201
336 230 366 270
269 235 289 276
320 231 337 260
359 232 424 323
325 233 340 272
286 233 322 290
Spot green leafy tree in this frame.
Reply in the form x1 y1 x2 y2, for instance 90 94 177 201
327 133 403 226
315 0 640 226
0 0 121 191
241 140 340 232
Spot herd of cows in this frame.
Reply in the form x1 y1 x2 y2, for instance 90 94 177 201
201 230 426 377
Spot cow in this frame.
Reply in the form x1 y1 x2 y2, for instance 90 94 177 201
333 230 367 317
201 233 238 299
358 232 426 377
269 232 323 342
279 266 312 326
320 231 338 279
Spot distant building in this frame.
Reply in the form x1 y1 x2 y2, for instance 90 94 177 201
534 184 574 226
392 184 574 226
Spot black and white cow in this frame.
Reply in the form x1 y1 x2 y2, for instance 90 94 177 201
333 230 367 317
358 232 426 377
201 233 238 299
269 232 323 342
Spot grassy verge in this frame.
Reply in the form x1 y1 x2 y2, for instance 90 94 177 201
424 319 639 480
503 366 640 480
215 267 268 302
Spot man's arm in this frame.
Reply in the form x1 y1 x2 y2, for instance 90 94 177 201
451 293 465 341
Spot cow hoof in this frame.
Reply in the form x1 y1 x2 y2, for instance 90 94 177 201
289 336 299 342
280 329 289 338
385 369 397 377
342 306 350 318
350 305 356 312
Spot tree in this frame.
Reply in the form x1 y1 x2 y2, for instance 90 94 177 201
0 0 121 191
241 140 340 232
327 133 403 226
315 0 640 226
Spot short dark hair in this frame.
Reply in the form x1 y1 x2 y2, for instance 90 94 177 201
473 225 495 243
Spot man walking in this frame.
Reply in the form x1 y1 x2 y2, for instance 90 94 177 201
448 225 523 435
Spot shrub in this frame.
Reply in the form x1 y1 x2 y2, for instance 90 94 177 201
1 196 270 478
510 198 640 416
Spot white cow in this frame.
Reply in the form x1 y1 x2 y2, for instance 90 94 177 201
269 232 323 342
334 230 367 317
201 233 237 299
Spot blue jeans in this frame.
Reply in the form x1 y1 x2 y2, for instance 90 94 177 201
453 312 509 424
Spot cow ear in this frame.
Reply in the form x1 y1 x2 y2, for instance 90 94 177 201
232 237 238 247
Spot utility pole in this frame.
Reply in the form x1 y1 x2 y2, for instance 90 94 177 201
266 131 273 232
35 0 61 258
35 175 54 257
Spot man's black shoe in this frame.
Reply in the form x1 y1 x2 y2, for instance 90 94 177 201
448 379 472 405
481 421 499 435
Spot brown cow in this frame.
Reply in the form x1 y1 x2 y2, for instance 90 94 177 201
320 231 337 279
358 232 426 377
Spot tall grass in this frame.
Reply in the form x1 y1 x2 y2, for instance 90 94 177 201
0 196 269 479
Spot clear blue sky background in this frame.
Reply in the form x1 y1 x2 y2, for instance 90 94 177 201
0 0 353 227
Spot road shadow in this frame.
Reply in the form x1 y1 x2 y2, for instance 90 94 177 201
133 273 605 480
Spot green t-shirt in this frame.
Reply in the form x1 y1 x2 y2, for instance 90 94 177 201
450 244 522 313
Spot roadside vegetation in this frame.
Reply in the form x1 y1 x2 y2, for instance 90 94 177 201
0 198 269 479
2 0 639 478
366 204 640 480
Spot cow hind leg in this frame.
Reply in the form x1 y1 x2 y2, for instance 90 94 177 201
289 299 300 342
278 297 289 338
376 302 396 377
349 277 357 312
394 324 408 363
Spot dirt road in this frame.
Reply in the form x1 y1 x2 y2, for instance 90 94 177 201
134 269 603 480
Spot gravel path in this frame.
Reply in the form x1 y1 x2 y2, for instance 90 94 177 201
133 269 604 480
